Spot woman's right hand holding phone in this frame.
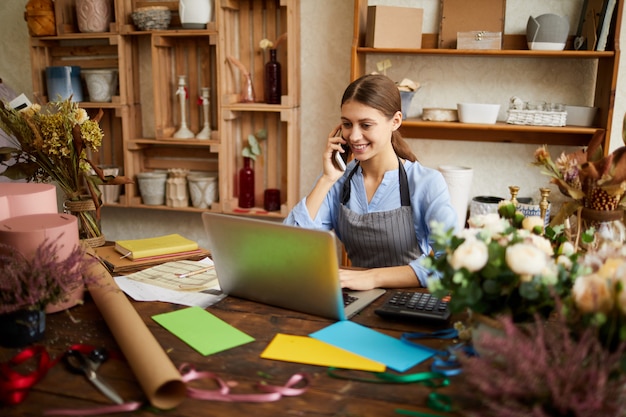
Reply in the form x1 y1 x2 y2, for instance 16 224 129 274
324 124 348 181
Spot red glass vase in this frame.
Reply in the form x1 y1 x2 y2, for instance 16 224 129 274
264 49 281 104
238 157 255 208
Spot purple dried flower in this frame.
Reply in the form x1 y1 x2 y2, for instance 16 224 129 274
457 312 626 417
0 235 97 314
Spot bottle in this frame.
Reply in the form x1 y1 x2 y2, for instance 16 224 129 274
264 49 281 104
238 157 255 208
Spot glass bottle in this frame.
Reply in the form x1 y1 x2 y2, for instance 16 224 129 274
238 157 255 208
264 48 281 104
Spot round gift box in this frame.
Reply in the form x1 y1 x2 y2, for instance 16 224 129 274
0 183 58 221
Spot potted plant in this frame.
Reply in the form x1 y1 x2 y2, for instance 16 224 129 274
0 237 95 348
238 129 266 208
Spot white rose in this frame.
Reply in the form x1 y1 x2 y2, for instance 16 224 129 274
449 240 489 272
557 241 575 256
572 274 614 314
505 243 547 276
527 234 554 256
522 216 544 232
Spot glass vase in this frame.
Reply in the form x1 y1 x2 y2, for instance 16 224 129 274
264 48 281 104
238 157 255 208
580 207 626 248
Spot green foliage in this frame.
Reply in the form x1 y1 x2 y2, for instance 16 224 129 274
242 129 267 161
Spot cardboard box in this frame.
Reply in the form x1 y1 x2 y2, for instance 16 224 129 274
365 6 423 49
457 31 502 50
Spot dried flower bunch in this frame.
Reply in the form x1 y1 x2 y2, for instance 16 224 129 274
0 98 132 239
0 237 95 314
532 126 626 220
457 313 626 417
424 201 581 322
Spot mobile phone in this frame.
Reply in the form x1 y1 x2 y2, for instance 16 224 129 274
332 130 349 171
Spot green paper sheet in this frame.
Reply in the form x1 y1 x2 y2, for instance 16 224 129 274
152 306 254 355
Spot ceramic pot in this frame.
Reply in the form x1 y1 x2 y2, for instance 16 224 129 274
188 173 218 208
83 69 118 102
137 171 167 205
179 0 212 29
45 66 83 102
76 0 112 33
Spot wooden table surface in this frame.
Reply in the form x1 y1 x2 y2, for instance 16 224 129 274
0 290 465 417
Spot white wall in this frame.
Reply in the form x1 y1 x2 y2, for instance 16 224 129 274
1 0 625 248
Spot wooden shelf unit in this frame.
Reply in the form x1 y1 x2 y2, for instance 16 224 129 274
351 0 623 153
28 0 300 216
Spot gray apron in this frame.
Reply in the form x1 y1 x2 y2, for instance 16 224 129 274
337 159 421 268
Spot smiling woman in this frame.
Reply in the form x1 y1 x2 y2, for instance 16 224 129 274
284 74 457 291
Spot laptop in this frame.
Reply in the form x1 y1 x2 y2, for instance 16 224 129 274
201 212 385 320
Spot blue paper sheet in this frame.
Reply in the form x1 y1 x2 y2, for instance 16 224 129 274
309 321 435 372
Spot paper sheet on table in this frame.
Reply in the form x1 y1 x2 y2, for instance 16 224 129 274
125 259 218 291
261 333 386 372
309 321 435 373
152 306 255 356
114 258 226 308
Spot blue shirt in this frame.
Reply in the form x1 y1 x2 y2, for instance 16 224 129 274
284 160 458 286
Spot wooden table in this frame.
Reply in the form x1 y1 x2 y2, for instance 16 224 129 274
0 290 464 416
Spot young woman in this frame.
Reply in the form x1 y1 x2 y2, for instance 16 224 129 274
284 74 457 290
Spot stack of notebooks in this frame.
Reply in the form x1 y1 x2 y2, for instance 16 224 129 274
95 234 210 273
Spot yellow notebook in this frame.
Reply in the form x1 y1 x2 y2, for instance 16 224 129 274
114 234 199 260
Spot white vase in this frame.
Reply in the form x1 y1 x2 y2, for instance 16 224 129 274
438 165 474 231
179 0 212 29
137 171 167 205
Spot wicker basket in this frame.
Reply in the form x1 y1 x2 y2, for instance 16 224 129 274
506 109 566 127
131 6 171 31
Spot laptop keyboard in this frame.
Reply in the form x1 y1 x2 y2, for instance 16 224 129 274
374 290 451 323
342 292 358 307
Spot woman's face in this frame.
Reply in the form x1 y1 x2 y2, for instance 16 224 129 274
340 99 401 163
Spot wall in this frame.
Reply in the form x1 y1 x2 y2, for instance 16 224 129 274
1 0 625 248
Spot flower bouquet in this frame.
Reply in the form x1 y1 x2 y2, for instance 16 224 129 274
0 98 132 243
424 201 581 323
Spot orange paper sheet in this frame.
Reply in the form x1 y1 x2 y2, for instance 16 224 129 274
85 248 187 409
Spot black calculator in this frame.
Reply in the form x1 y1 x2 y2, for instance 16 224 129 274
374 291 451 323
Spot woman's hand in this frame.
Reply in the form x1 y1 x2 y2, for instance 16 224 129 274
339 266 422 290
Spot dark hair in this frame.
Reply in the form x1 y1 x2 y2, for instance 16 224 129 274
341 74 417 162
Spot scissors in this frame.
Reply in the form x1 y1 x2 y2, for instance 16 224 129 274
64 348 124 405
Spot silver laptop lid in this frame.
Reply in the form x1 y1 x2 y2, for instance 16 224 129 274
202 212 347 320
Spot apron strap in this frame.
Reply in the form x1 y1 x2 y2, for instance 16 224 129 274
341 159 410 206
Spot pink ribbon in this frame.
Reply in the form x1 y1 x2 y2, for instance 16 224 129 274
180 363 311 402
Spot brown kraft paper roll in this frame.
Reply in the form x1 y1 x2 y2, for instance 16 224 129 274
84 248 187 409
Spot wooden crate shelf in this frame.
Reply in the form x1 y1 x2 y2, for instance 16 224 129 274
150 33 218 139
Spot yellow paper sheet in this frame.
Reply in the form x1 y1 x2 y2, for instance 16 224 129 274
260 333 386 372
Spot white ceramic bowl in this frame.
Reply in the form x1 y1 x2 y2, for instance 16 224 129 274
566 105 598 127
457 103 500 124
